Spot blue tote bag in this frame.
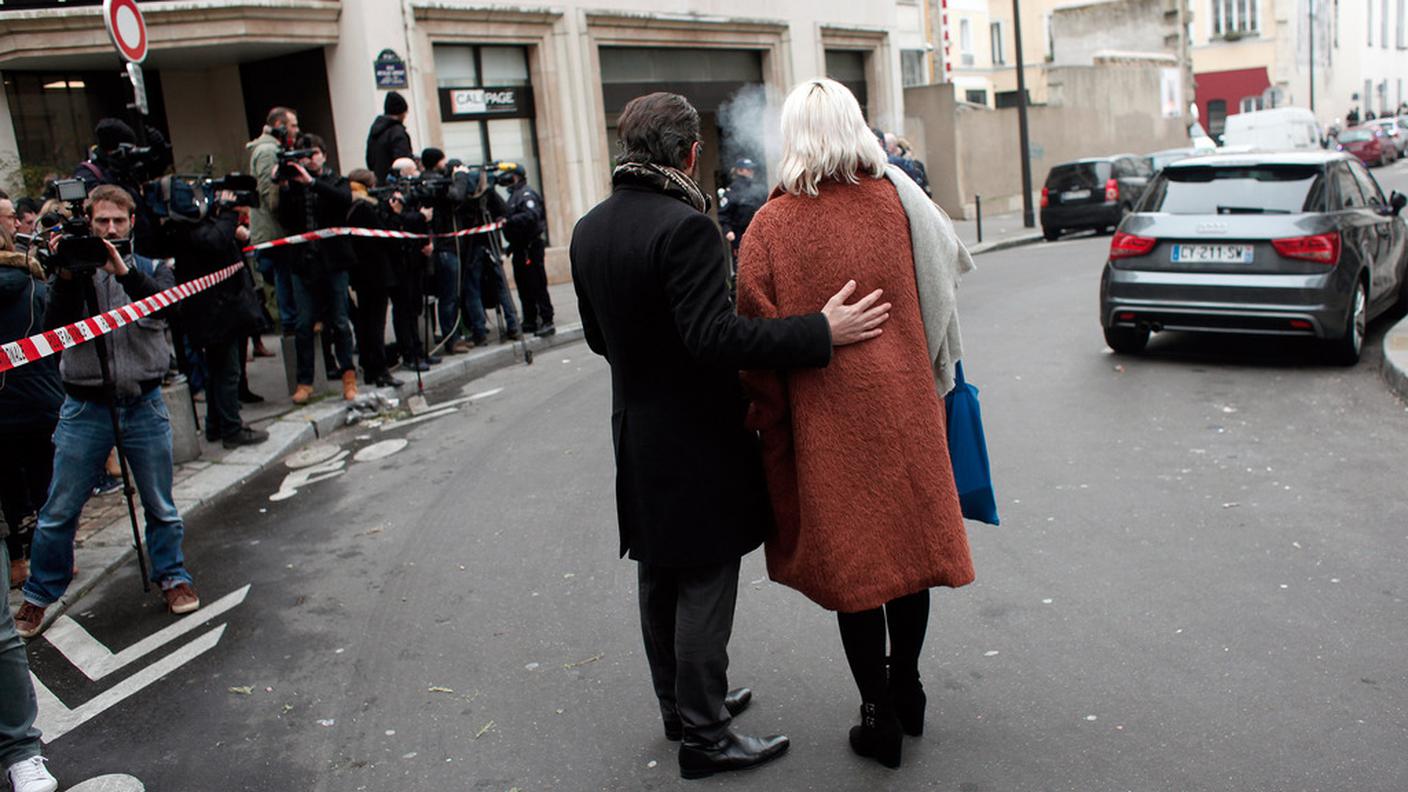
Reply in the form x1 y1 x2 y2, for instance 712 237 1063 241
945 361 999 525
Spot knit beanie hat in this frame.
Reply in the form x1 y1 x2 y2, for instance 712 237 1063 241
384 91 408 116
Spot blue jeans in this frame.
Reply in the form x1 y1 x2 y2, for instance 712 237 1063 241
0 543 43 767
435 248 486 343
292 269 355 385
257 251 298 334
23 389 192 607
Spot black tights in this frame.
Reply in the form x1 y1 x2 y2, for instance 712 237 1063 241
835 589 931 703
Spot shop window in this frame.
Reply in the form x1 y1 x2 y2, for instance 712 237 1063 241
901 50 927 88
995 89 1030 109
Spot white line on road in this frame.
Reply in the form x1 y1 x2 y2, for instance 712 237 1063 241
34 623 227 743
42 585 250 681
379 406 457 431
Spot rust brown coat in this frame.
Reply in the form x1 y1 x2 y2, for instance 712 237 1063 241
737 176 976 613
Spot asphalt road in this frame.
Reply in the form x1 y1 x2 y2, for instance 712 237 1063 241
29 166 1408 792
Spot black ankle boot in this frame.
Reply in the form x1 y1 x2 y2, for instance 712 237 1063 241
848 702 902 768
889 675 927 736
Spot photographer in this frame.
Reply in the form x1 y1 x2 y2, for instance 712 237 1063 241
0 226 62 590
13 185 201 640
345 169 401 388
73 118 172 255
161 187 269 448
246 107 300 337
420 147 490 352
277 134 358 403
499 165 555 337
386 158 436 371
457 162 521 343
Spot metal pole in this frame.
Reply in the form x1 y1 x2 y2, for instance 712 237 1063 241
976 194 984 243
1011 0 1036 228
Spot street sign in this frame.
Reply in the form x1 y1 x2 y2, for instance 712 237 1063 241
126 62 149 116
104 0 148 64
374 48 408 90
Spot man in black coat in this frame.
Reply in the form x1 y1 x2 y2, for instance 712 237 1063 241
366 92 414 185
571 92 890 781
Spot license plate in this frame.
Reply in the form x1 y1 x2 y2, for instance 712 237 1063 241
1060 189 1091 202
1171 244 1254 264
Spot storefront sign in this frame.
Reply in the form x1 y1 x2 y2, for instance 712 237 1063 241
439 86 535 120
375 49 408 90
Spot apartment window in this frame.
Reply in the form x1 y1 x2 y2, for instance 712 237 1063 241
1383 0 1390 46
1366 79 1374 111
1399 0 1405 47
1045 12 1055 58
1369 0 1374 45
901 49 927 88
991 22 1006 64
1240 95 1264 112
1214 0 1258 36
965 89 989 105
960 19 975 66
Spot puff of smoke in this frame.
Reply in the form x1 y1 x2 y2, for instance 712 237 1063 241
717 83 782 183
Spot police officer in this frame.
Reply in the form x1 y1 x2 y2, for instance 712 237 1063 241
717 158 766 257
499 165 554 337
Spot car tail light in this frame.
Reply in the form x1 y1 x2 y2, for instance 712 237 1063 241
1105 178 1119 202
1109 232 1156 260
1272 231 1341 265
1040 186 1049 208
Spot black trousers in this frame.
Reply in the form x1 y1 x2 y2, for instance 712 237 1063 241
203 339 243 442
835 589 931 703
352 277 390 381
0 426 56 559
638 558 740 745
390 277 424 362
512 240 554 331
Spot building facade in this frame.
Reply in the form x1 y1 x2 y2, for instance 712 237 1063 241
0 0 927 281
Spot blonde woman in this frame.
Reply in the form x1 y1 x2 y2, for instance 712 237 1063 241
737 79 976 769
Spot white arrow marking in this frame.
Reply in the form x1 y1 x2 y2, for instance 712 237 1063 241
43 585 250 681
269 451 349 501
378 406 457 431
34 623 226 743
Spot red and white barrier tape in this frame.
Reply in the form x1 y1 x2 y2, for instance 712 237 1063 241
0 219 506 374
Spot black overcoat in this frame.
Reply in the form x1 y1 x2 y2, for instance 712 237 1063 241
570 183 832 568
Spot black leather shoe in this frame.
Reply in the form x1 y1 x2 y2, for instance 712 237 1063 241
238 388 265 404
222 426 269 449
664 687 752 741
678 731 789 780
848 702 902 769
534 322 556 337
373 374 405 388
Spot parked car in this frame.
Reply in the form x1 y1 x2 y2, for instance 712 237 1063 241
1337 126 1397 167
1221 107 1321 151
1099 151 1408 365
1366 118 1408 155
1041 155 1153 241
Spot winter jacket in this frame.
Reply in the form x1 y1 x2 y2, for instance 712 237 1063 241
0 251 63 431
737 175 974 612
45 253 174 398
717 175 765 245
166 212 263 348
278 169 354 277
503 181 546 246
246 133 286 245
366 116 414 184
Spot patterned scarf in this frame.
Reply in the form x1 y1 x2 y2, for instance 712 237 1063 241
611 161 711 214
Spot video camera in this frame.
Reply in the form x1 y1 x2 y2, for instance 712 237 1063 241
145 173 260 224
276 148 319 181
38 178 111 274
387 172 453 208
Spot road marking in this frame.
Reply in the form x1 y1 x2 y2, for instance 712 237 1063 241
353 439 407 463
34 624 227 743
43 585 251 681
67 775 145 792
379 406 457 431
270 450 349 501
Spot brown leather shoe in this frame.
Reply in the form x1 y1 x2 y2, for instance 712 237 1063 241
8 557 26 589
451 340 472 354
341 370 358 401
14 602 45 639
164 582 200 614
291 384 315 405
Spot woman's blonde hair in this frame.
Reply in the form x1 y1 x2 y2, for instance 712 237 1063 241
777 78 887 197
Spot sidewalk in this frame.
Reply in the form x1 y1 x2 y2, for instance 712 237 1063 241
1382 314 1408 403
949 207 1045 255
7 281 586 625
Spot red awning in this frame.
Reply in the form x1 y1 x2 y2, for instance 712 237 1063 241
1195 67 1273 129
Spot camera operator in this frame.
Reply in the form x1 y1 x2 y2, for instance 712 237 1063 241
499 164 555 337
160 187 269 448
276 134 358 403
73 118 172 255
247 106 301 338
13 185 201 640
386 158 437 371
457 162 521 343
421 147 493 352
9 198 39 255
345 169 402 388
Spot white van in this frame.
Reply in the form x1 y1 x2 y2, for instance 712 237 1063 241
1220 107 1321 151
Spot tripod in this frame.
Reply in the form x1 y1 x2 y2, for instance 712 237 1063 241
78 267 152 593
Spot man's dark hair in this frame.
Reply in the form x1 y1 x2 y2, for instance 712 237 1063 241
266 106 295 129
15 197 40 216
85 184 136 217
421 147 446 171
617 92 700 170
298 133 327 154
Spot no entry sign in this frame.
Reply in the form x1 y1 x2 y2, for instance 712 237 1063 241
104 0 148 64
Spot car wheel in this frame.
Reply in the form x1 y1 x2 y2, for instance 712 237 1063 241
1104 325 1149 355
1325 280 1368 366
1043 228 1061 242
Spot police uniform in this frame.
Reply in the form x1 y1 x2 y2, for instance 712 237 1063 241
503 178 555 334
717 174 765 253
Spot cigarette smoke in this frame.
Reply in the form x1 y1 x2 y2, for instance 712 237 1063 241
717 84 782 184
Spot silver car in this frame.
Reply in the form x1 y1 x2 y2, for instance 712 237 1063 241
1100 152 1408 364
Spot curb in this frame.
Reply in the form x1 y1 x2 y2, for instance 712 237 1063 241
1382 315 1408 403
11 324 587 629
969 232 1046 257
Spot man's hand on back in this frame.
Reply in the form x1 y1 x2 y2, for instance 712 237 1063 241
821 280 890 346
